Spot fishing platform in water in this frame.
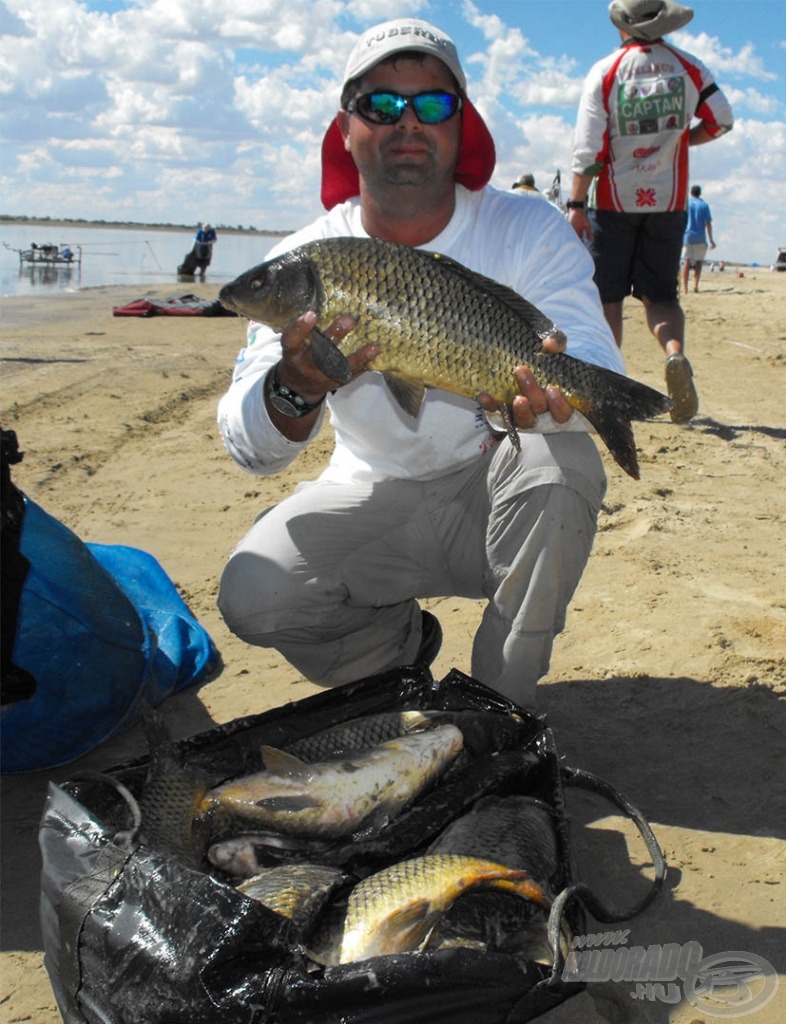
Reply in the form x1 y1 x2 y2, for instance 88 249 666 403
5 241 83 268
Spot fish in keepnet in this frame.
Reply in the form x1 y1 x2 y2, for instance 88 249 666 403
139 716 462 863
237 863 347 940
219 236 672 479
427 794 565 963
283 710 432 762
338 853 554 964
198 723 464 841
283 707 535 762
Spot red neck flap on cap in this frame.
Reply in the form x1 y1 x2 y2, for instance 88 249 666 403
320 98 496 210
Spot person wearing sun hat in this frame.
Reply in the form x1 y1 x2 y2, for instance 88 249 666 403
512 173 538 192
217 18 624 711
568 0 733 424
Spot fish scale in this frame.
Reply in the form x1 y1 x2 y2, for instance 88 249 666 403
219 236 673 478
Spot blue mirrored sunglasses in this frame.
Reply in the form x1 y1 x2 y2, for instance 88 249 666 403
346 90 462 126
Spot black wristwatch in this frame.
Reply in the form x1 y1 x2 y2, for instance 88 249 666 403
266 364 325 418
565 200 586 210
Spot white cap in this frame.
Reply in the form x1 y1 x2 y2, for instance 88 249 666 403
343 18 466 91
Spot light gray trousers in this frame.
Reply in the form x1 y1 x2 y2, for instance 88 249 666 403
218 433 606 709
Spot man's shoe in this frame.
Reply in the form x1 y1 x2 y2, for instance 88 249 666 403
665 353 699 423
414 610 443 668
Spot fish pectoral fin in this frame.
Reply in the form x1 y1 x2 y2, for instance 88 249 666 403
377 899 438 953
382 371 427 417
260 745 316 780
309 328 352 385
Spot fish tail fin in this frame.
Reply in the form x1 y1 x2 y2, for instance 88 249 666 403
139 711 211 866
582 405 642 480
576 367 672 480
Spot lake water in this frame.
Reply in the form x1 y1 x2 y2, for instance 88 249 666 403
0 223 288 299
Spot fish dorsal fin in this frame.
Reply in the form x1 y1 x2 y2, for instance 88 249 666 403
260 745 314 780
381 371 427 417
409 248 562 343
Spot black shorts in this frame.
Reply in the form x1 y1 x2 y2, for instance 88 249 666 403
589 209 687 304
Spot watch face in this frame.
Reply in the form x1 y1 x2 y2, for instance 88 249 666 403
269 392 302 417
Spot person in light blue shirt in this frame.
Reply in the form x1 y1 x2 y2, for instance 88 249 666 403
681 186 716 293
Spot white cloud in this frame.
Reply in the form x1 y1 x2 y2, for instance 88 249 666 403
672 30 778 81
0 0 783 264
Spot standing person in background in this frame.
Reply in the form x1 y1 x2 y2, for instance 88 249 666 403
681 184 715 293
193 222 218 276
567 0 733 424
216 17 624 712
511 172 538 193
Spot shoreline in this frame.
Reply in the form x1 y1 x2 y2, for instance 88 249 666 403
0 217 291 237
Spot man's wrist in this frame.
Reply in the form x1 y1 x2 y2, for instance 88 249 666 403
565 200 586 210
266 363 326 418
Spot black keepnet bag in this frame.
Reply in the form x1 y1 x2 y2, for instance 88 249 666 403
39 668 665 1024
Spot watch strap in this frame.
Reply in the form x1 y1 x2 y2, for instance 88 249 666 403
266 364 325 418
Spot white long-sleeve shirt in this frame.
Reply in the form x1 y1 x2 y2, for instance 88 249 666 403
217 184 624 483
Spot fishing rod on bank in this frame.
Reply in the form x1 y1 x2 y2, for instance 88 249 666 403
44 239 165 266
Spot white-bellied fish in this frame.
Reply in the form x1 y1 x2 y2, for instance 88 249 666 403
219 237 672 479
198 723 463 841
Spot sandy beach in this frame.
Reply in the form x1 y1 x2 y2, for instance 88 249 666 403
1 269 784 1023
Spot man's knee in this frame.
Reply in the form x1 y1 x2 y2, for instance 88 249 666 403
216 550 278 638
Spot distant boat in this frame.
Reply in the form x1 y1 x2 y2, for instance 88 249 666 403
4 241 82 267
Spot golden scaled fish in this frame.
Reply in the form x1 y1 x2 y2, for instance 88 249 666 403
339 853 553 964
218 237 672 479
198 723 464 841
237 863 347 939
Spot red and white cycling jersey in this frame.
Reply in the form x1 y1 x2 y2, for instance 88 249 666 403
572 38 733 213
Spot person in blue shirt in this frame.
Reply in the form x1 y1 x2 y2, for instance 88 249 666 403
193 222 218 276
681 186 715 294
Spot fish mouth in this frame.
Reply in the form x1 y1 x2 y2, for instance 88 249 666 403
218 284 239 314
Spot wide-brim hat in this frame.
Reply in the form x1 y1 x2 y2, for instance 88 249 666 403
342 18 467 91
320 99 496 210
608 0 693 41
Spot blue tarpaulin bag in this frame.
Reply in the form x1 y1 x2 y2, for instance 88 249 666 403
0 431 219 773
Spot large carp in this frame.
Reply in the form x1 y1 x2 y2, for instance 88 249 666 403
219 237 672 479
198 723 464 840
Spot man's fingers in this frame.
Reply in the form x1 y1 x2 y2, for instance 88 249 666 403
540 331 567 354
512 367 549 414
545 387 573 424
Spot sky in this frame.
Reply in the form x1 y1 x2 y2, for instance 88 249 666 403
0 0 784 265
